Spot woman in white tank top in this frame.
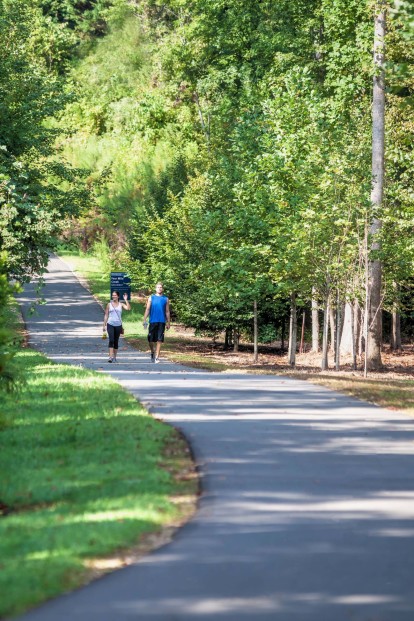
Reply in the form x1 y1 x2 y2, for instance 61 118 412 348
103 290 131 362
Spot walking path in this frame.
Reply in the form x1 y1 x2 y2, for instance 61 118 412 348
17 255 414 620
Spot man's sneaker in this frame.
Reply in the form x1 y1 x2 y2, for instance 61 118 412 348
154 357 160 364
150 353 155 362
108 357 113 363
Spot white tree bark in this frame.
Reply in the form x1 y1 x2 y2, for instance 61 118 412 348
367 4 386 371
340 302 354 355
311 288 319 352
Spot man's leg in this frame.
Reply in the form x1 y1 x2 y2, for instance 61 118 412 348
148 324 156 361
154 323 165 362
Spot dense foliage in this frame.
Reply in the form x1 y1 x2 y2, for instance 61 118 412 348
2 0 413 370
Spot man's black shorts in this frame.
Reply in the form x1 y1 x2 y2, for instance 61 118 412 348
148 322 166 342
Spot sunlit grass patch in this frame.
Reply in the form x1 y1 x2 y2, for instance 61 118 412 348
0 349 197 617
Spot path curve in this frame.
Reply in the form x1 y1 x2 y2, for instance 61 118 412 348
17 255 414 621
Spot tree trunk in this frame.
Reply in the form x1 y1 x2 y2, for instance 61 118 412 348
329 305 335 352
288 293 297 367
367 5 386 371
311 289 319 352
299 311 306 353
391 283 402 351
340 302 354 355
253 300 258 363
391 310 401 351
350 302 357 370
354 300 362 357
281 318 285 352
321 297 330 371
335 292 341 371
233 330 239 353
225 327 232 349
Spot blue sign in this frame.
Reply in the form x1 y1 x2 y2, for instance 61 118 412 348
110 272 131 301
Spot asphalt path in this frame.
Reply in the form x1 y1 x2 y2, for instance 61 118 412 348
17 255 414 621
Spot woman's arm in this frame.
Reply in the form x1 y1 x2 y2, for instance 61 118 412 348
103 303 109 329
121 293 131 310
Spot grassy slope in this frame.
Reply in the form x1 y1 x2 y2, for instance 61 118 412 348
0 347 196 617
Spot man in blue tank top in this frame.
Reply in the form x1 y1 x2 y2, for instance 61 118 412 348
142 282 170 363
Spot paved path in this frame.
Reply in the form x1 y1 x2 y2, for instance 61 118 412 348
17 255 414 621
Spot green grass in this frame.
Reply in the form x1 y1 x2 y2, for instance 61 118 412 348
0 349 196 618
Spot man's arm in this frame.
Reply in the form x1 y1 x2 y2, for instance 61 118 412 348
143 297 152 323
166 299 171 330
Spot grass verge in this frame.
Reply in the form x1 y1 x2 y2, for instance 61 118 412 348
58 249 414 415
0 348 197 618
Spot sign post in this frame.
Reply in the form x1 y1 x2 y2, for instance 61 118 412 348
110 272 131 301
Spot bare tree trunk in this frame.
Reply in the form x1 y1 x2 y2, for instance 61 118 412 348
391 309 401 351
253 300 258 363
391 283 402 351
225 327 232 349
233 330 239 353
321 297 330 371
288 293 297 367
311 288 319 352
350 302 357 370
299 311 306 353
340 302 354 355
335 291 341 371
329 305 335 353
281 319 285 352
367 5 386 371
354 300 362 356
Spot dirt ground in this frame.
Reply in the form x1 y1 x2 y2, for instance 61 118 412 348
169 325 414 379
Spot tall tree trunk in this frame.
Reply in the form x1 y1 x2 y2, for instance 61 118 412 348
391 283 402 351
253 300 258 363
335 291 341 371
311 288 319 352
288 293 297 367
281 318 285 352
233 330 239 353
299 311 306 353
391 309 401 351
329 305 335 353
340 302 354 355
354 300 362 357
321 297 330 371
225 327 232 349
367 4 386 371
350 302 357 370
233 328 240 353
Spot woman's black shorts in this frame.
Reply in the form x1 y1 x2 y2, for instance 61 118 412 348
107 323 122 349
148 322 166 342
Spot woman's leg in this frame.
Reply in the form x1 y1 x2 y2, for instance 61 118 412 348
112 325 122 359
107 324 115 361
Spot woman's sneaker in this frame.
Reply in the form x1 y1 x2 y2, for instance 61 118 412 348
108 357 113 363
155 357 160 364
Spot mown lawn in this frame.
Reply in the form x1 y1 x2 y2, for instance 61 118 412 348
0 349 197 618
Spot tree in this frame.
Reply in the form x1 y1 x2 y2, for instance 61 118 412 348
366 2 387 371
